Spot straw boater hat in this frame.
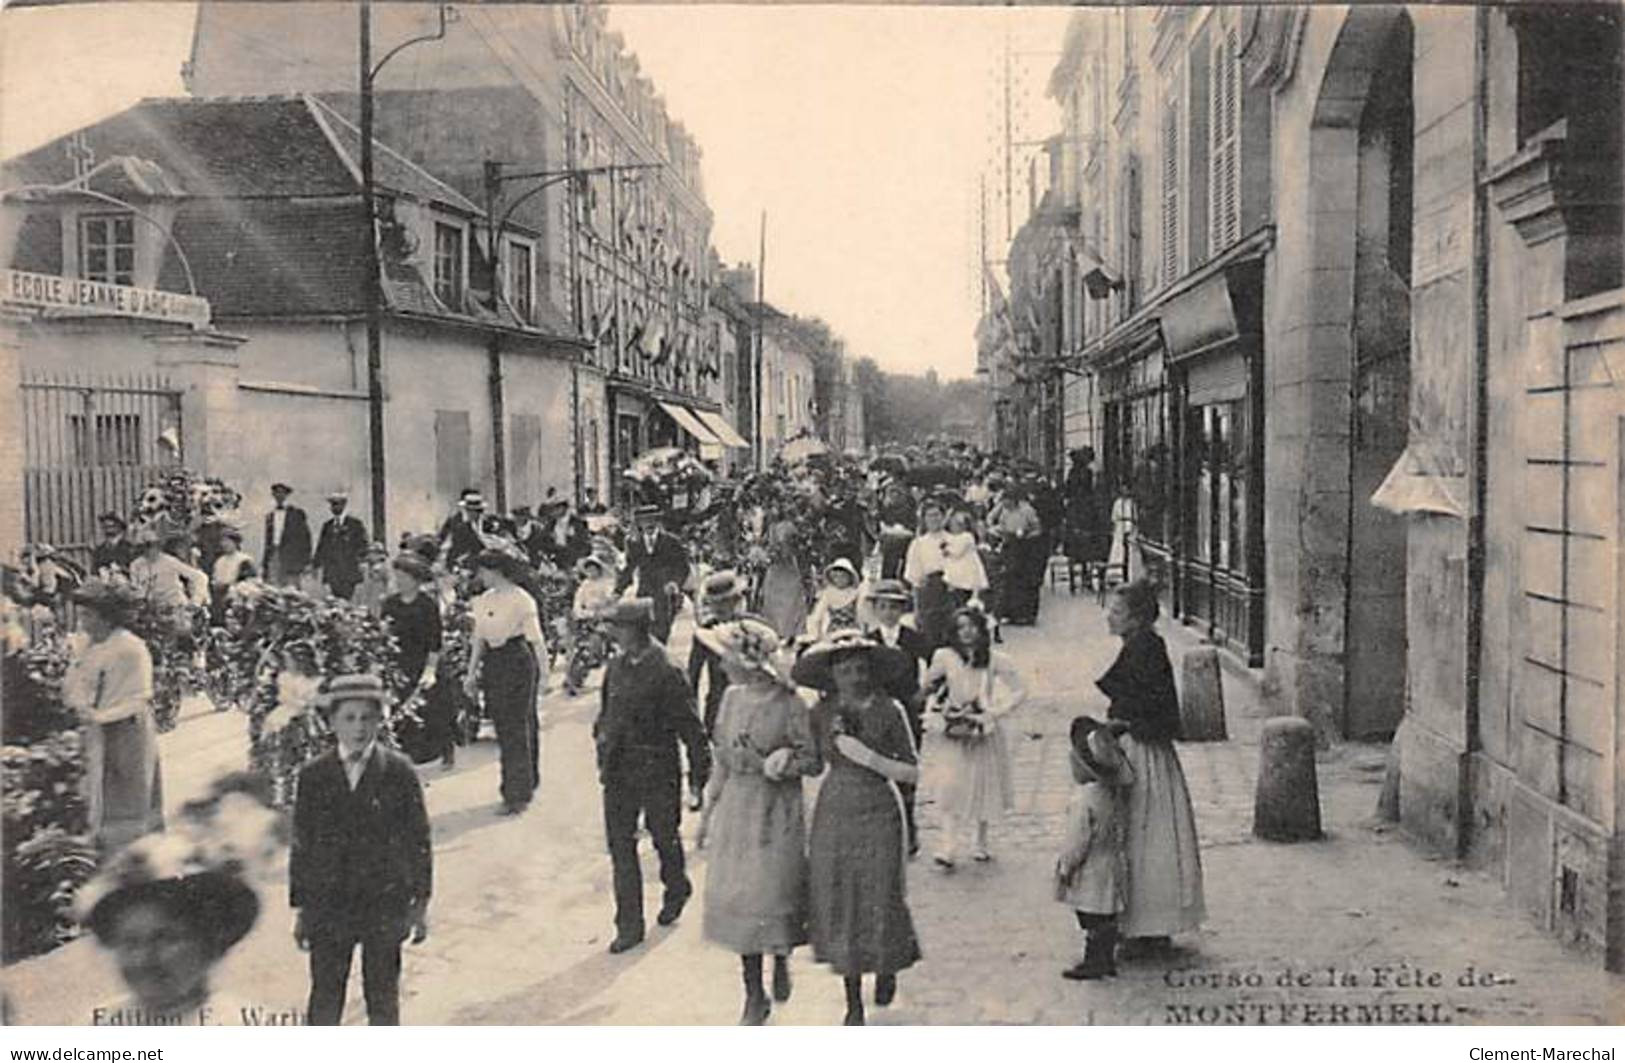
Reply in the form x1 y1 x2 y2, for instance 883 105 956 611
1068 716 1132 785
864 578 912 604
700 570 747 606
326 490 349 503
317 673 390 713
790 628 887 690
695 618 793 689
576 554 609 579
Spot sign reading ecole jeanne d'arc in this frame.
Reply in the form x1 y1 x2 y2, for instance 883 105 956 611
2 268 211 328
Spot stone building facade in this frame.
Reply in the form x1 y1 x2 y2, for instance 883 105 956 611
1043 3 1625 970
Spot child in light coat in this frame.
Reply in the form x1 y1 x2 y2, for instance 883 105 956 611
1054 715 1133 980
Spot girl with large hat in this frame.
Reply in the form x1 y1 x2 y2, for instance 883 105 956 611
693 619 822 1024
792 630 922 1025
464 549 547 815
63 579 165 853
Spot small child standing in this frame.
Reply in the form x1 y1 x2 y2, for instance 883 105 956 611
804 558 863 642
941 510 990 601
1054 715 1133 980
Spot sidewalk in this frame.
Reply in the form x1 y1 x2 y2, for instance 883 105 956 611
5 587 1621 1025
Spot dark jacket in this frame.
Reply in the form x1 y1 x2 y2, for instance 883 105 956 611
686 627 730 734
617 529 691 598
289 746 433 917
594 643 711 789
90 538 134 575
314 513 369 590
438 514 486 570
1097 627 1182 743
867 622 931 706
541 514 590 568
263 505 313 576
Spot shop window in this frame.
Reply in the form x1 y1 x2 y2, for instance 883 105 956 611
79 213 135 286
433 222 465 309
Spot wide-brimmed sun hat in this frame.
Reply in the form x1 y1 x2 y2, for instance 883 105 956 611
472 548 531 585
391 554 434 582
71 579 143 626
603 598 656 627
790 628 887 690
695 618 792 688
576 555 609 578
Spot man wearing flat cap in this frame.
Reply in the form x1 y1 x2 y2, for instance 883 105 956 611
313 492 369 600
593 599 711 954
617 506 690 645
263 483 312 587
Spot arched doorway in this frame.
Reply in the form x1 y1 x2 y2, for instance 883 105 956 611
1307 6 1416 739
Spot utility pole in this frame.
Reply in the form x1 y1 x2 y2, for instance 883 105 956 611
754 211 766 471
359 0 386 542
483 161 508 512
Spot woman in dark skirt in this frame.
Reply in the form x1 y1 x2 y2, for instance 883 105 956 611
381 554 450 767
793 630 922 1026
1097 579 1205 952
464 549 548 815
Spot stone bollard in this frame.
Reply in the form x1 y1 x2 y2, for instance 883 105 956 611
1179 647 1228 741
1252 716 1323 841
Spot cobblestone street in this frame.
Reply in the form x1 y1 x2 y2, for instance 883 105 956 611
6 586 1622 1026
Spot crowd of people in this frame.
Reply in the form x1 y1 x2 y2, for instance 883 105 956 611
7 439 1207 1026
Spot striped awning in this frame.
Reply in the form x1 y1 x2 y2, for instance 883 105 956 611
657 401 720 446
692 408 749 449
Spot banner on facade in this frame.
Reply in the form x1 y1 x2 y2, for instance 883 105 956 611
1370 439 1469 519
2 268 211 327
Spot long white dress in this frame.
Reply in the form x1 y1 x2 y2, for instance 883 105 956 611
1108 496 1142 581
923 647 1025 831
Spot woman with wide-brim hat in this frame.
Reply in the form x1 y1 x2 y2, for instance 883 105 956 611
464 549 547 814
73 777 280 1025
793 629 922 1025
563 554 618 696
693 618 822 1024
63 579 165 853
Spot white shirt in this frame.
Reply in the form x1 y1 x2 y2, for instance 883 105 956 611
903 531 951 585
338 741 377 791
472 585 546 650
212 550 253 588
271 506 287 546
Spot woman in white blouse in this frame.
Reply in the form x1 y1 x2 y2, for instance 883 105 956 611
923 606 1027 869
128 524 209 613
464 549 548 815
62 581 164 852
902 498 955 650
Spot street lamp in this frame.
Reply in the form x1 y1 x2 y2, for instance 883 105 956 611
358 0 452 543
479 160 664 511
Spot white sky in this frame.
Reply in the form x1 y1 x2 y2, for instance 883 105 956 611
0 2 1069 378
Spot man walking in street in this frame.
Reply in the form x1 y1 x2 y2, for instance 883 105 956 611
593 599 710 954
314 491 369 600
262 482 312 587
686 569 746 736
617 505 691 645
439 488 488 571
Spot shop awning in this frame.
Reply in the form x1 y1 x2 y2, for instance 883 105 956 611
692 408 749 449
1160 272 1239 362
657 401 721 446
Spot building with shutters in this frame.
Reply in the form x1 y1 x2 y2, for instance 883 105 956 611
1039 4 1625 971
2 95 587 558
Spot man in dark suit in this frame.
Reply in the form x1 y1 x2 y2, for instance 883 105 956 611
292 674 431 1025
263 482 312 587
616 506 691 645
438 488 488 571
864 578 931 856
313 492 369 600
686 570 746 736
541 499 590 570
594 599 710 954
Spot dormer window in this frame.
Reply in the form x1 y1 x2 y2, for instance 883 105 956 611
80 213 135 285
433 221 464 308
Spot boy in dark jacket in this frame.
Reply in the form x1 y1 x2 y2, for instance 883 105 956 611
292 674 432 1025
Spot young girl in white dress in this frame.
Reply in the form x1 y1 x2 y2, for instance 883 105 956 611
923 606 1027 868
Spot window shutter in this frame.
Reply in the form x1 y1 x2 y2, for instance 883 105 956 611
1211 29 1241 251
1161 99 1180 286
